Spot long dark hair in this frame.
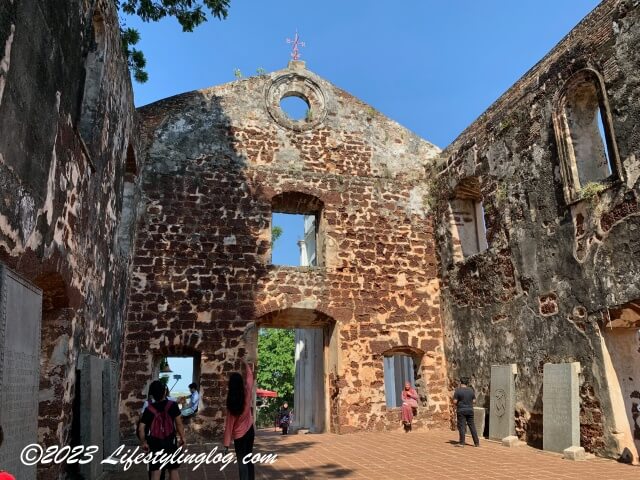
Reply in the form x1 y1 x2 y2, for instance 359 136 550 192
226 372 245 416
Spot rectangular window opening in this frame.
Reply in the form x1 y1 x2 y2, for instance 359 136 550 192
161 356 200 403
449 196 488 261
272 212 318 267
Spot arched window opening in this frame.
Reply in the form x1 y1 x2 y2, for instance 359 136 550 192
553 69 622 203
383 353 417 408
77 7 106 143
125 142 138 180
116 142 138 256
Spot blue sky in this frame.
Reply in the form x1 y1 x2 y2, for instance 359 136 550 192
162 357 195 395
126 0 600 148
124 1 601 267
272 213 305 266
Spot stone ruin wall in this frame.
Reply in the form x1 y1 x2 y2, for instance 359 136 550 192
436 0 640 458
0 0 138 477
119 64 449 438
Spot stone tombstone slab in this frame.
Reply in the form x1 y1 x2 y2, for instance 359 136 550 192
489 364 517 440
473 407 486 438
79 354 106 479
0 264 42 480
543 362 581 453
102 359 120 467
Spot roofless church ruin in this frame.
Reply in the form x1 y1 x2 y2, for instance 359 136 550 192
0 0 639 477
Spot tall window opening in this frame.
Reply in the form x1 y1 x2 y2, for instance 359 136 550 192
77 7 106 143
553 69 622 203
271 192 324 267
116 143 138 256
383 354 416 408
448 177 488 261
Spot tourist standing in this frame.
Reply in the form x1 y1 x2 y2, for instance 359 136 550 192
401 382 419 430
453 377 479 447
277 402 292 435
223 359 255 480
181 383 200 417
138 380 186 479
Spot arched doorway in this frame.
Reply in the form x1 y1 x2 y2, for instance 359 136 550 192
250 308 338 433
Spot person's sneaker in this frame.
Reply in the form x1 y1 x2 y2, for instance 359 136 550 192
455 443 465 447
474 444 480 447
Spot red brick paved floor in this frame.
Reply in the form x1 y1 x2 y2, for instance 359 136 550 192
106 428 639 480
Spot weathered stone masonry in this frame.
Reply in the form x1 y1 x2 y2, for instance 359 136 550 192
120 63 449 438
437 0 640 460
2 0 639 473
0 0 138 478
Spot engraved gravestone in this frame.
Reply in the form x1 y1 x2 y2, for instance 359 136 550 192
489 364 517 440
0 264 42 480
79 354 106 479
102 360 120 467
543 362 581 453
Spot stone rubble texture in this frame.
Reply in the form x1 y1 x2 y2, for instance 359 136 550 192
0 1 138 478
0 0 639 477
119 64 449 438
437 0 640 460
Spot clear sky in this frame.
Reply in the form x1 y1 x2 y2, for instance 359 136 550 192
272 213 305 266
162 357 194 395
124 1 602 267
125 0 601 148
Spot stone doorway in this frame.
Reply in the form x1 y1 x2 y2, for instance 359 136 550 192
600 300 640 462
293 327 325 433
250 308 338 434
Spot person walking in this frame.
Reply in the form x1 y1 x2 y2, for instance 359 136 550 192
277 402 292 435
453 377 480 447
138 380 186 479
223 358 255 480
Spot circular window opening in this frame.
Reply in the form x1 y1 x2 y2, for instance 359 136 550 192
280 95 310 121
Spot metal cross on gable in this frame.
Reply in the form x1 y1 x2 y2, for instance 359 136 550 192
286 30 305 61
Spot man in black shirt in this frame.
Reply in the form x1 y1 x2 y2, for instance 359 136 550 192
452 377 479 447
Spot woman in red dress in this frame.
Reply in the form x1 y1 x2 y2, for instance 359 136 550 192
0 426 16 480
401 382 419 431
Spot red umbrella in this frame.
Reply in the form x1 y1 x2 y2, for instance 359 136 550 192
256 388 278 398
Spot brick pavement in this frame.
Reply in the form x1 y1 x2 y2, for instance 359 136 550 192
106 429 639 480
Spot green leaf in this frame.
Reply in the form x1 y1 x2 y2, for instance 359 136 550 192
272 226 283 245
116 1 232 83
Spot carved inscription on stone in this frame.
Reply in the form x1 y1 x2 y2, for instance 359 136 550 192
543 362 581 453
0 265 42 480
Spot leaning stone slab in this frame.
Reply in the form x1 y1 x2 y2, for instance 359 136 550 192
543 362 581 453
563 446 586 461
502 435 523 447
489 364 517 440
473 407 486 438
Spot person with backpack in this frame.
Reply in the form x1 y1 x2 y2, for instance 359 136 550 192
0 426 16 480
223 358 255 480
138 380 186 479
